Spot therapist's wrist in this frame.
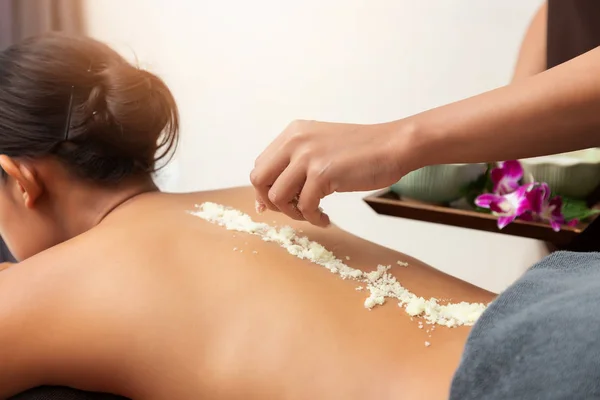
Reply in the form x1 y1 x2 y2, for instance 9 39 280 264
382 116 438 177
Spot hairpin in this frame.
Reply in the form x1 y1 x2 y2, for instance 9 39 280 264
63 86 75 141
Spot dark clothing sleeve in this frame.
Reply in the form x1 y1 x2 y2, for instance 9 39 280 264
547 0 600 69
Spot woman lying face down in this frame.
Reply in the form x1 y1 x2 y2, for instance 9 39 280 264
0 34 494 399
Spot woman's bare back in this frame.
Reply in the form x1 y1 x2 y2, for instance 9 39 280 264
0 187 494 399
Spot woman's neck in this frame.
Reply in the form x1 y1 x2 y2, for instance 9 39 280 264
53 176 159 240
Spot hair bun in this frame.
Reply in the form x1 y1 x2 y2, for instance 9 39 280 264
86 84 106 121
78 62 179 174
0 33 179 182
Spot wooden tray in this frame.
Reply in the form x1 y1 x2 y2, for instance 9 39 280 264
363 189 591 246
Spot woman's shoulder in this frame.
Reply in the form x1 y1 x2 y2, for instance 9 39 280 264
0 244 138 395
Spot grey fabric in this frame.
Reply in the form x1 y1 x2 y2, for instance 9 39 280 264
450 251 600 399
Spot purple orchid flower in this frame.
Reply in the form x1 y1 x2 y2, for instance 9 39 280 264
518 211 534 222
474 162 580 231
526 183 566 232
475 183 534 229
491 160 524 195
525 182 550 215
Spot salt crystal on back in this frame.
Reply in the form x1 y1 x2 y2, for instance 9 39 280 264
190 203 488 327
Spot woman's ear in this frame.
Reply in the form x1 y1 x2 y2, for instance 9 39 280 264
0 155 43 209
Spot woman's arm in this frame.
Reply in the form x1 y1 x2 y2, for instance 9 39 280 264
410 45 600 167
511 1 548 82
251 20 600 224
0 266 60 397
0 256 129 398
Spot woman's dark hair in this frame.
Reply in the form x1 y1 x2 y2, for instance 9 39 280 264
0 33 179 182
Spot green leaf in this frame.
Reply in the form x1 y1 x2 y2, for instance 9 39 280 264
459 164 494 213
561 197 600 222
460 170 487 196
473 204 493 214
484 163 495 192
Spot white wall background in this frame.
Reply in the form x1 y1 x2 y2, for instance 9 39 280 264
84 0 548 293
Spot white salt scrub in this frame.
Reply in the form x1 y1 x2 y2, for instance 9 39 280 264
255 200 266 214
190 203 488 328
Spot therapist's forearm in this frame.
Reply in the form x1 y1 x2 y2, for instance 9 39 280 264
511 1 547 82
403 46 600 168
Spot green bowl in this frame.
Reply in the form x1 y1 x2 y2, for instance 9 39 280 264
391 163 487 205
520 149 600 199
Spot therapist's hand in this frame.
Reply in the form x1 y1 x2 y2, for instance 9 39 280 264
250 119 417 226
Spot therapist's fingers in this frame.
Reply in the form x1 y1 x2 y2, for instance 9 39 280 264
254 190 274 215
255 197 268 214
252 121 311 213
253 121 298 180
250 155 290 213
297 176 330 227
254 121 293 166
267 164 306 221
